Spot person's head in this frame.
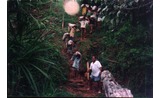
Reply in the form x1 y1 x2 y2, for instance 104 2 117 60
92 55 96 62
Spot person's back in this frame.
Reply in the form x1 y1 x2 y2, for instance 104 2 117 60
71 51 82 78
70 26 76 38
79 19 89 29
79 17 89 39
68 23 76 32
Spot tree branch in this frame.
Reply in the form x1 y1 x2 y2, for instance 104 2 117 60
106 59 119 63
123 1 152 10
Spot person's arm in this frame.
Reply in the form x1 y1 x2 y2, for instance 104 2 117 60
99 67 102 75
98 61 102 75
70 52 76 61
86 62 90 72
88 63 92 73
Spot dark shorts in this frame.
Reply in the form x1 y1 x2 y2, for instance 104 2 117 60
90 74 100 82
70 37 74 41
72 67 79 71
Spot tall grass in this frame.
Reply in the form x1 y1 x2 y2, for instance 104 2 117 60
8 0 70 96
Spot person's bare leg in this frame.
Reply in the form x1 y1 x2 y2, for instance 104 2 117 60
98 81 101 93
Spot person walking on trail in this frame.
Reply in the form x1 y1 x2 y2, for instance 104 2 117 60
69 25 76 41
62 32 70 48
81 4 89 16
88 55 102 93
67 38 74 54
79 16 89 39
68 23 76 33
89 13 97 33
70 50 82 78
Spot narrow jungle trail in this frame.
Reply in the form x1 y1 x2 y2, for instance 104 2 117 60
60 39 105 97
33 1 105 96
58 4 105 97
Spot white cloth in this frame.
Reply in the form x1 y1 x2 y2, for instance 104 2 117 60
79 16 84 21
68 23 76 27
79 20 89 28
67 40 73 45
90 14 96 19
90 60 102 77
75 51 81 56
62 32 69 40
68 23 76 32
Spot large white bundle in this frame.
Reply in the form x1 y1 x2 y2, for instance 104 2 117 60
101 70 133 97
78 16 84 20
62 32 69 41
68 23 76 32
68 23 76 27
67 40 73 45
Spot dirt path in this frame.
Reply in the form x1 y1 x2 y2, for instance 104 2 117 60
60 38 105 97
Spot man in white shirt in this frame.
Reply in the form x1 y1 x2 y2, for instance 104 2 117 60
88 55 102 93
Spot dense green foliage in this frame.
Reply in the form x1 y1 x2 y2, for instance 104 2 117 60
7 0 152 97
78 0 153 97
7 0 73 96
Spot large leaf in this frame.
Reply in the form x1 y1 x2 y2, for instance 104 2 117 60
21 65 39 96
31 64 50 79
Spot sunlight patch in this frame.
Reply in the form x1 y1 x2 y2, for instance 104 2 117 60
63 0 80 16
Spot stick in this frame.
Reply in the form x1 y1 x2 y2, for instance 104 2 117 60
106 59 119 63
